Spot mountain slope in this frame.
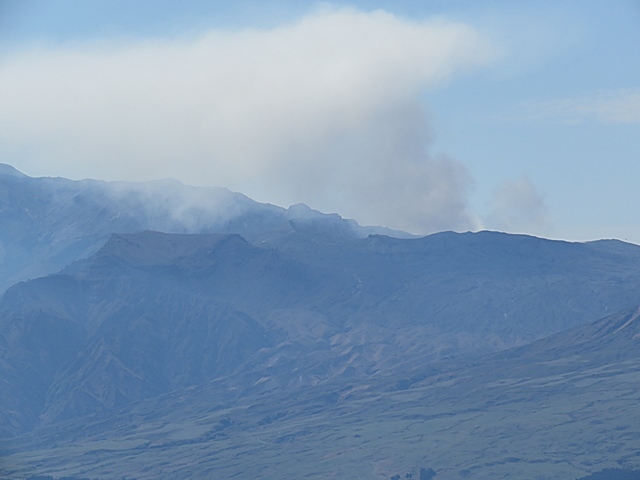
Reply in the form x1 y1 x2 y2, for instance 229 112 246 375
0 164 407 292
3 301 640 479
2 229 640 443
0 232 322 435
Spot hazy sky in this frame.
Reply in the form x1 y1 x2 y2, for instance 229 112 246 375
1 1 639 242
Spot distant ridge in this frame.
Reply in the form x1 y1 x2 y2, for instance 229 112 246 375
501 305 640 364
0 162 27 177
3 165 640 479
0 164 411 292
94 231 246 266
3 228 640 438
0 225 640 478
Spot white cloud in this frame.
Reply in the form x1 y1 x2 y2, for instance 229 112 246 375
521 88 640 124
0 7 496 233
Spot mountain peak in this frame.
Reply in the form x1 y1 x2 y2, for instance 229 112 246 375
0 163 27 178
287 203 324 219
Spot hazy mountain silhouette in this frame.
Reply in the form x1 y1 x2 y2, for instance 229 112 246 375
2 229 640 441
0 164 408 292
2 165 640 479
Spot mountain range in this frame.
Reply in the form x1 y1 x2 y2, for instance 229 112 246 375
1 165 639 479
0 163 406 293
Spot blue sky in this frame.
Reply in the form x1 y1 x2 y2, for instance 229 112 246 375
1 1 639 242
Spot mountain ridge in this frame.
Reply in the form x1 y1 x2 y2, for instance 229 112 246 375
2 229 640 444
0 163 412 293
2 165 640 479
